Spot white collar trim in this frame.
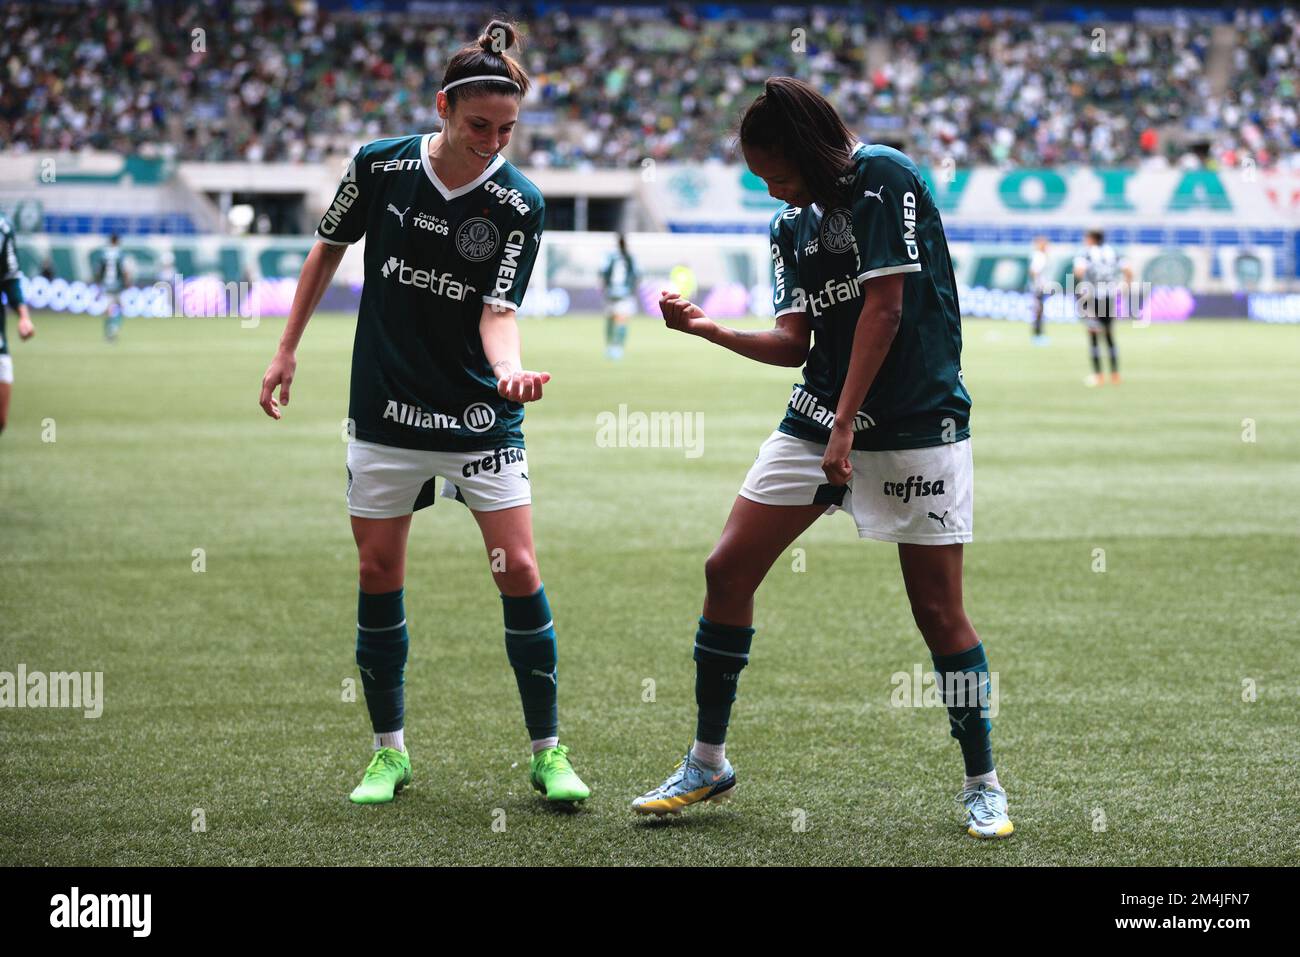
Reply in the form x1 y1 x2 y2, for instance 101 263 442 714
421 132 505 200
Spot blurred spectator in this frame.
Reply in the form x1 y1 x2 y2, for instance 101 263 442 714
1 2 1295 171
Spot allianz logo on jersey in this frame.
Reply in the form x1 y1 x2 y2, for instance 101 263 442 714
382 400 498 433
788 385 875 432
483 180 531 215
380 257 477 301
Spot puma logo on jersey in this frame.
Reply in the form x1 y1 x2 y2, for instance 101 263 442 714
530 668 557 686
862 185 886 203
387 204 409 226
928 510 949 528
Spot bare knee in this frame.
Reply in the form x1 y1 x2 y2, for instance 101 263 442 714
704 548 759 602
358 552 404 593
909 596 969 642
493 550 540 597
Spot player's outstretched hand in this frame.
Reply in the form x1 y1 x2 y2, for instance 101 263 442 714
259 350 296 420
660 290 716 338
17 314 35 340
821 424 853 486
497 370 551 403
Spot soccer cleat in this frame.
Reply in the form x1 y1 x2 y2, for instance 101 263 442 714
1083 373 1103 387
349 746 411 804
632 750 736 816
959 782 1014 839
1109 372 1122 385
530 744 590 803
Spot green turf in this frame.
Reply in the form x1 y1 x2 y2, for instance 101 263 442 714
1 311 1297 866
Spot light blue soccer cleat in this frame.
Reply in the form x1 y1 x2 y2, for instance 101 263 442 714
632 750 736 816
960 782 1014 839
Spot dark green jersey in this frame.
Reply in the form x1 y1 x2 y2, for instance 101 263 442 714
0 213 24 356
316 133 545 452
96 245 125 292
770 143 970 451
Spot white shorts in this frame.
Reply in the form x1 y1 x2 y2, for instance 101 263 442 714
0 354 12 384
346 439 531 519
739 431 973 545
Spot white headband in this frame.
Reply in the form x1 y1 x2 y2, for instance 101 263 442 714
442 75 520 94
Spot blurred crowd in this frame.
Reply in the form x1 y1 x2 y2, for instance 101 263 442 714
1 1 1298 171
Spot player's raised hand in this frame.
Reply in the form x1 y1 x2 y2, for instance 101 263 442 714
497 369 551 403
659 290 716 338
259 350 296 420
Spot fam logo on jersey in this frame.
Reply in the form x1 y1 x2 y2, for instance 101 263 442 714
371 158 421 173
483 181 532 216
381 257 477 301
413 211 449 235
881 474 945 503
462 402 497 433
819 208 855 254
456 218 500 262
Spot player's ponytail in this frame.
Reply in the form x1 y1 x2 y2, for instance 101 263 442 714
739 77 856 209
442 18 532 107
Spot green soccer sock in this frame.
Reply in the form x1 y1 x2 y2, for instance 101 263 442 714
502 584 558 741
693 617 754 745
356 588 409 734
931 643 995 776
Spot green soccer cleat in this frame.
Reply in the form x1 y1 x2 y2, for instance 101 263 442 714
529 744 590 803
349 746 411 805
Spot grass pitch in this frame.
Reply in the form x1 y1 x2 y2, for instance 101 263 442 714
1 311 1297 866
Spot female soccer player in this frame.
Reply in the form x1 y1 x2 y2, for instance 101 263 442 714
0 210 36 435
258 20 589 806
632 77 1012 838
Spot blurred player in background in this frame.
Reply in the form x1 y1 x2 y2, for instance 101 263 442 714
601 232 638 359
258 19 589 807
0 211 36 434
633 77 1012 839
96 233 129 343
1074 229 1130 386
1028 235 1050 345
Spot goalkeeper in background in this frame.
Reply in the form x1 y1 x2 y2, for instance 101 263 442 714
601 232 638 359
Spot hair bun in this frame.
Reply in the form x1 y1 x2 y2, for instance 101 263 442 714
478 20 516 53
